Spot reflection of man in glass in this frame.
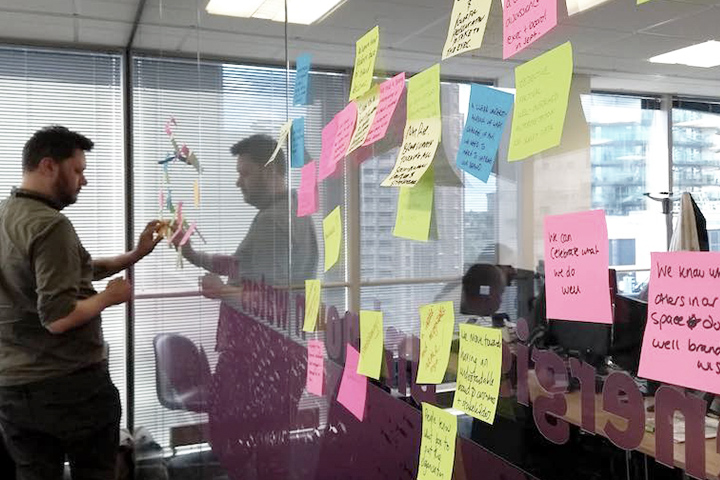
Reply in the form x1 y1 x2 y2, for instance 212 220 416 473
176 134 318 479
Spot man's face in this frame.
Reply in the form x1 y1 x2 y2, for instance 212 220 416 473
53 149 87 207
236 155 268 208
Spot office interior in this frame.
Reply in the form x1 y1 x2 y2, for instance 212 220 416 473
0 0 719 479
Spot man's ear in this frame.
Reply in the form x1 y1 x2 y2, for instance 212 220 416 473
37 157 58 176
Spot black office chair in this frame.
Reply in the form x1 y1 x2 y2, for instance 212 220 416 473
153 333 211 413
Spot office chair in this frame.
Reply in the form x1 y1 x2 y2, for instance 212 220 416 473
153 333 211 413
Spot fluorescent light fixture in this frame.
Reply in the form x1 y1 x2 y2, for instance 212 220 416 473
565 0 613 16
649 41 720 68
206 0 346 25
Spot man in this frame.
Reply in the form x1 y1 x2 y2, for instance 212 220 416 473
0 125 163 480
176 134 318 478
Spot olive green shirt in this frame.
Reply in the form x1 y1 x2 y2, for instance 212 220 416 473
0 188 105 386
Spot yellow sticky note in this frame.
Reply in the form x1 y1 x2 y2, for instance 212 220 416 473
452 323 502 424
193 180 200 207
508 42 573 162
357 310 384 379
393 166 434 241
637 0 654 4
347 85 380 155
349 26 380 101
418 403 457 480
323 206 342 272
416 301 455 384
381 117 441 187
303 279 321 332
407 64 441 122
442 0 492 60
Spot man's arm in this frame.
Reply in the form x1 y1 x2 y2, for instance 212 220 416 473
46 278 131 334
180 243 238 277
92 220 163 280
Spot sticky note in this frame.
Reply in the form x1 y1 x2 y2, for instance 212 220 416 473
306 340 324 396
543 209 612 324
637 0 655 5
318 118 339 180
364 72 406 146
393 166 434 242
418 403 457 480
159 189 165 210
381 117 441 187
179 221 197 247
337 344 367 421
407 64 441 122
193 180 200 207
638 252 720 395
294 53 312 106
347 86 380 155
456 85 514 183
416 301 455 384
291 117 305 168
297 161 318 217
349 26 380 101
357 310 384 380
330 102 358 168
323 207 342 272
442 0 492 60
452 324 502 424
265 120 292 166
303 279 321 332
508 42 573 162
503 0 558 59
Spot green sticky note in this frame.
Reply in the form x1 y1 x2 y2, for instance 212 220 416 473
303 279 321 332
416 301 455 384
357 310 384 379
393 166 434 241
637 0 654 4
323 206 342 272
508 42 573 162
407 63 441 122
418 403 457 480
349 26 380 101
452 324 503 424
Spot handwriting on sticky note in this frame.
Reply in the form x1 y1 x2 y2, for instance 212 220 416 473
318 118 339 180
193 180 200 207
418 403 457 480
381 117 441 187
297 161 318 217
452 324 502 424
323 207 342 272
416 301 455 384
179 221 197 247
265 120 292 166
349 26 380 101
407 64 440 122
543 209 612 324
294 54 312 106
393 166 434 242
364 72 405 146
347 86 379 155
442 0 492 60
306 340 324 396
503 0 558 59
357 310 384 380
456 85 514 183
331 102 358 167
337 344 367 421
291 117 305 168
638 252 720 396
303 279 321 332
508 42 573 161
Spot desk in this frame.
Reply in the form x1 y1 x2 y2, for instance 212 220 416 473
528 371 720 479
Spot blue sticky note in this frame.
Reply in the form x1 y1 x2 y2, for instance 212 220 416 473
293 54 312 106
291 117 305 168
456 84 514 183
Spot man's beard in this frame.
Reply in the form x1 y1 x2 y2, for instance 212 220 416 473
54 172 78 208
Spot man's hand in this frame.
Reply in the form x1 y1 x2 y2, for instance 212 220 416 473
135 220 164 258
104 277 132 306
200 274 225 299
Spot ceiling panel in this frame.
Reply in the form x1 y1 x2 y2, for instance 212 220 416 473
0 0 73 15
642 4 720 40
0 11 75 43
78 19 130 47
75 0 137 21
585 32 706 59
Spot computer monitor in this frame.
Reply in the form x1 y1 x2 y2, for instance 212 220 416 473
610 294 648 374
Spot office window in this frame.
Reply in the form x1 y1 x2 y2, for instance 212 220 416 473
0 47 126 421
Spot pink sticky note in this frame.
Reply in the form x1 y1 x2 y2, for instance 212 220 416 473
336 344 367 421
319 118 340 180
298 161 318 217
543 210 612 324
306 340 324 396
176 201 183 225
503 0 557 59
364 72 405 146
179 221 196 247
327 102 358 175
639 252 720 395
159 189 164 209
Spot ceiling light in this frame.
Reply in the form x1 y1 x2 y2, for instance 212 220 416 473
649 41 720 68
565 0 613 16
206 0 346 25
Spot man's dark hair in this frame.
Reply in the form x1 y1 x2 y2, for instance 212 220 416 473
230 134 286 174
23 125 94 172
